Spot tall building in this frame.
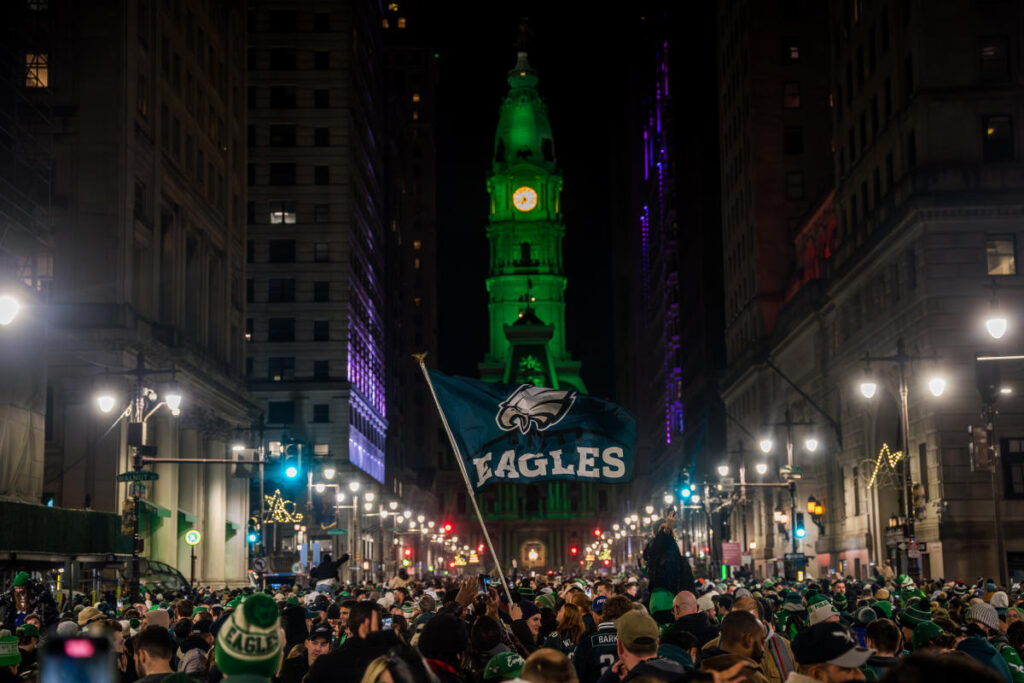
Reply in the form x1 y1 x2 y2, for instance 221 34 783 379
722 0 1024 581
460 51 619 574
40 0 254 584
246 0 390 571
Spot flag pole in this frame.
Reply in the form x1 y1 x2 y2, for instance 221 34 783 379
414 354 516 608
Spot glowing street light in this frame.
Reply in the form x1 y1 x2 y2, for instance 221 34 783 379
323 466 336 480
96 393 117 414
759 438 773 454
389 500 399 511
663 493 674 505
0 295 20 326
717 465 729 477
315 483 326 494
928 376 947 397
644 505 654 515
860 368 878 399
349 481 360 492
804 437 819 453
755 463 768 475
335 492 345 503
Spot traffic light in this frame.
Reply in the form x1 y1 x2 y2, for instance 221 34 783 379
442 522 453 534
795 513 806 538
569 544 579 557
593 528 602 538
403 547 413 559
476 544 485 554
283 442 302 479
679 473 693 499
248 531 259 544
569 531 579 557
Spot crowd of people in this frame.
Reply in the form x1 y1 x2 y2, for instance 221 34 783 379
2 542 1024 682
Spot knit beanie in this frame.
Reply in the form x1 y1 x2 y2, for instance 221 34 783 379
0 636 20 668
215 593 282 678
966 602 1001 632
418 613 468 662
11 572 29 588
146 609 170 630
911 621 945 651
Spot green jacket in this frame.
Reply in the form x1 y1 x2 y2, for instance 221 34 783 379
991 635 1024 683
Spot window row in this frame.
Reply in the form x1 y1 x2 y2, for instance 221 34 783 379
247 278 332 303
247 239 331 263
247 201 332 225
246 358 332 381
248 48 333 71
248 10 332 34
248 124 332 147
248 163 332 186
265 400 331 425
248 86 331 109
248 317 332 342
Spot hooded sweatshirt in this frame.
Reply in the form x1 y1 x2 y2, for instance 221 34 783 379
958 634 1013 683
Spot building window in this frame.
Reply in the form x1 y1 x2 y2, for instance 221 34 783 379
983 115 1014 163
245 318 253 342
783 81 800 108
904 53 914 101
268 48 297 70
268 239 296 263
313 360 329 380
313 242 329 262
313 281 329 302
269 124 296 146
312 404 330 423
784 126 804 154
268 278 296 302
314 89 329 108
269 85 297 108
246 278 254 303
268 357 295 382
314 127 330 146
981 36 1010 83
267 401 295 424
268 318 295 342
269 162 296 185
245 357 253 376
24 52 48 88
247 239 255 263
314 204 330 223
247 201 256 224
269 200 297 224
313 320 329 341
248 86 256 109
1003 438 1024 499
314 51 330 70
782 37 799 62
785 171 804 200
313 13 330 32
314 165 330 185
987 237 1016 276
906 129 917 168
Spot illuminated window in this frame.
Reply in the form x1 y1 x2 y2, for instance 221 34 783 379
782 37 799 63
25 53 48 88
783 81 800 108
983 115 1014 163
412 111 419 121
269 200 296 224
987 237 1016 276
381 18 389 29
411 93 420 103
387 2 399 10
413 240 421 250
414 258 420 269
397 17 406 29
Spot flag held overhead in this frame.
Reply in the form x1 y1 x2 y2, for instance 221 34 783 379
425 369 635 491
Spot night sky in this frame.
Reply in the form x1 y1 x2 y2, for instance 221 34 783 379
428 5 634 399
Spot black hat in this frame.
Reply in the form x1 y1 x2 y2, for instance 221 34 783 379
326 604 341 619
306 624 334 642
792 623 875 668
418 613 469 660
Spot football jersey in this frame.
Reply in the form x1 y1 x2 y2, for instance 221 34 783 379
573 623 618 683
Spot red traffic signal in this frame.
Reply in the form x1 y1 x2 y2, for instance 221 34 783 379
603 559 611 567
476 544 485 554
569 545 579 557
442 522 453 534
403 547 412 558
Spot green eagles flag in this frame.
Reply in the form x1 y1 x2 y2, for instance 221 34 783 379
427 369 635 491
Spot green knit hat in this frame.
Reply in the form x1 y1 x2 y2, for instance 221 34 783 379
897 604 932 629
650 588 675 614
872 600 893 619
215 594 282 678
483 651 525 680
12 572 29 588
0 636 20 667
15 624 39 639
536 593 557 610
833 593 848 610
911 621 945 651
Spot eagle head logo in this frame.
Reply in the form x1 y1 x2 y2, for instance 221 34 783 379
495 384 577 434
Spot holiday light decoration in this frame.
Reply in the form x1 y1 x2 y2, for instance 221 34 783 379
867 444 903 488
263 489 304 523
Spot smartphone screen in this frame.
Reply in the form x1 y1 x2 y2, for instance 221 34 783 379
41 637 114 683
382 617 393 629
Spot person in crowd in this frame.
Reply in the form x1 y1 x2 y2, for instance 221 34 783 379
133 626 178 683
543 602 586 654
0 635 21 683
418 612 469 682
280 623 332 683
213 594 282 683
699 611 769 683
787 621 874 683
521 648 577 683
595 610 684 682
642 508 696 610
0 572 58 631
574 595 634 683
861 618 900 681
14 623 38 675
966 602 1024 682
672 591 720 647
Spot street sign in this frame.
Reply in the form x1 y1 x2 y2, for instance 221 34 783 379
780 465 803 479
326 529 348 535
184 529 202 546
722 542 742 566
117 471 159 482
252 557 268 572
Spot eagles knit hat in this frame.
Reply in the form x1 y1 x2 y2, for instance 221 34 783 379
15 624 39 640
146 608 170 630
966 602 1001 632
215 593 282 678
833 593 848 610
911 621 945 651
536 593 557 610
872 600 893 620
649 589 674 614
874 588 891 601
991 591 1009 610
401 601 415 618
483 651 525 680
11 572 29 588
896 605 932 629
855 606 877 626
0 636 20 667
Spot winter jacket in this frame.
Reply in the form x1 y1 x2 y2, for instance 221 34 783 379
958 634 1014 683
594 657 685 683
279 653 310 683
658 643 695 671
643 530 696 596
303 631 401 683
573 622 618 683
542 632 578 655
700 653 769 683
674 613 720 648
860 654 899 682
991 634 1024 683
177 636 209 677
700 627 794 683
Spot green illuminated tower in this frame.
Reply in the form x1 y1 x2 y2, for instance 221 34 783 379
479 51 585 393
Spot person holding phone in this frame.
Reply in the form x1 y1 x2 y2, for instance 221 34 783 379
642 508 696 613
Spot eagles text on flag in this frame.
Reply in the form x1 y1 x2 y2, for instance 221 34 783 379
426 370 636 491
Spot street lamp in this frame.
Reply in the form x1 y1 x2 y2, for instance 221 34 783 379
759 438 773 454
349 481 360 492
663 493 674 505
96 392 117 414
755 463 768 475
859 368 878 399
717 465 729 477
985 299 1008 340
644 505 654 515
804 437 819 453
389 501 399 511
927 376 947 397
0 294 20 326
323 466 336 480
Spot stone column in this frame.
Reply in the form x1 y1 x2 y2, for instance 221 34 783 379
202 437 227 585
177 428 199 574
224 468 248 586
151 413 180 568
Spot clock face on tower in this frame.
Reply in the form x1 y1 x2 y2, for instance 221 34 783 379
512 186 538 212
